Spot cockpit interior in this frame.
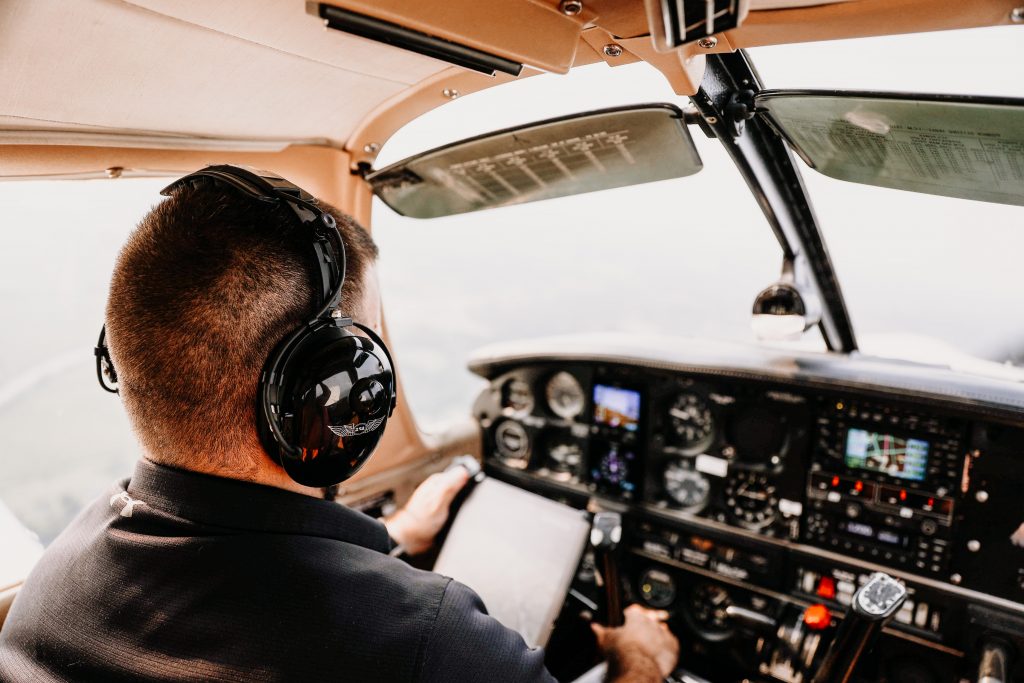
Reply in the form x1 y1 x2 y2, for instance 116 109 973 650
1 1 1023 681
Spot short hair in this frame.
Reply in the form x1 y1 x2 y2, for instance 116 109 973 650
105 180 379 475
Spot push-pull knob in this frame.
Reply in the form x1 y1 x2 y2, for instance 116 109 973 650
724 604 778 633
977 640 1011 683
811 572 907 683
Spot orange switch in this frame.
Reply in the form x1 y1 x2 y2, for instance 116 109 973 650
816 576 836 600
804 603 832 631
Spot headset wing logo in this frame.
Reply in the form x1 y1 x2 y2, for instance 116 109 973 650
329 417 384 438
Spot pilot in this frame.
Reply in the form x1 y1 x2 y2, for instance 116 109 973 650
0 172 678 681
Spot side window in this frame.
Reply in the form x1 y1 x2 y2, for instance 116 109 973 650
0 179 167 546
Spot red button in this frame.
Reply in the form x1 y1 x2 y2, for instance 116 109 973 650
804 603 832 631
816 576 836 600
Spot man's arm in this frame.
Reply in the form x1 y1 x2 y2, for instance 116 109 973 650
384 467 469 555
386 471 679 681
417 579 556 683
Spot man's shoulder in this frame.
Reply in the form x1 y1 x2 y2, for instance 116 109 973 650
283 532 454 603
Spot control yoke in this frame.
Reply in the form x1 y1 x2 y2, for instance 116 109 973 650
590 511 624 627
811 572 907 683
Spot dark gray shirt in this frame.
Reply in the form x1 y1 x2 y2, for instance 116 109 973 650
0 459 555 682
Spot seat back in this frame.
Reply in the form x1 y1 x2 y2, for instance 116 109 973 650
0 583 21 632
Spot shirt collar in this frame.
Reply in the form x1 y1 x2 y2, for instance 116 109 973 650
126 457 391 553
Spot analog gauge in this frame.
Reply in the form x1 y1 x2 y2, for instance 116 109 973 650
639 568 677 609
545 372 585 420
501 378 534 415
686 583 734 641
724 471 778 530
493 420 530 468
663 460 711 510
726 404 789 465
666 392 715 450
543 432 584 478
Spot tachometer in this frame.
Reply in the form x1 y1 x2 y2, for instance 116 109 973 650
545 371 585 420
663 460 711 510
666 392 715 450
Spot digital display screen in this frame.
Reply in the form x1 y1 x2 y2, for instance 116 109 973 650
593 384 641 431
844 428 928 482
838 520 907 548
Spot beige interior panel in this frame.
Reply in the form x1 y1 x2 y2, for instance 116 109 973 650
124 0 447 84
726 0 1022 49
322 0 587 74
0 0 447 146
345 36 610 168
748 0 857 8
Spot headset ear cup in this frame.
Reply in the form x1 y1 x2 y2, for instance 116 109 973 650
257 320 396 487
352 322 397 417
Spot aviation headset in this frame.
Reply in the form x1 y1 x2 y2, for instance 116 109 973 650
94 165 397 487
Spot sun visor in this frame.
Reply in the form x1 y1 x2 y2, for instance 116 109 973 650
367 104 704 219
757 90 1024 207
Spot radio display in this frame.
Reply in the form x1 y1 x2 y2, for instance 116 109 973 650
593 384 641 432
838 519 908 548
844 427 928 482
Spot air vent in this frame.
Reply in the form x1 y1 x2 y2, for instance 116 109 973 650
644 0 750 51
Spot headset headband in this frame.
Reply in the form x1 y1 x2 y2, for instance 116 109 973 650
97 165 352 393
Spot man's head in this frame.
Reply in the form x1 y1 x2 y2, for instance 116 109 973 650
105 179 379 480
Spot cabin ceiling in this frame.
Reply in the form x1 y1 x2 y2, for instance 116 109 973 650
0 0 451 148
0 0 1018 162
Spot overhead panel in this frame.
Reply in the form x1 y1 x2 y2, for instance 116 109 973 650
315 0 585 74
123 0 446 84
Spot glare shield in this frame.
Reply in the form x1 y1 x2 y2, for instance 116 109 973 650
757 91 1024 207
367 105 703 219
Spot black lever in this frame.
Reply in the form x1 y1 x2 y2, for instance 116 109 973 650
811 572 907 683
590 511 624 627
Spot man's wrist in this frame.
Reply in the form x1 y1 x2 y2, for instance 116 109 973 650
383 509 429 555
605 635 663 683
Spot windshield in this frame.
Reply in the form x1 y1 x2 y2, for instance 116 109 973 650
752 27 1024 371
374 26 1024 431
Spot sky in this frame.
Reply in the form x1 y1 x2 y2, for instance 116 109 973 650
0 22 1022 541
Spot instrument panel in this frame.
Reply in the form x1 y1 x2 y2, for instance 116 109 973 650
470 348 1024 682
483 362 814 538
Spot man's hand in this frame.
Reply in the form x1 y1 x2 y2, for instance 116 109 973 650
384 467 470 555
592 604 680 682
